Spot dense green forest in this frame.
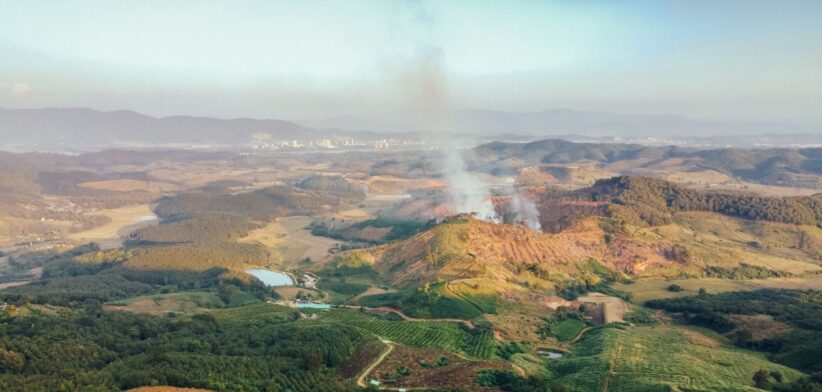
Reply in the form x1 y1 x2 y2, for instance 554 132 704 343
0 307 366 391
1 246 271 308
0 245 370 391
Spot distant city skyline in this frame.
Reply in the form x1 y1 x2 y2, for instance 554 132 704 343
1 0 821 123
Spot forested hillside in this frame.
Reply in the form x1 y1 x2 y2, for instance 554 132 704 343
542 176 822 228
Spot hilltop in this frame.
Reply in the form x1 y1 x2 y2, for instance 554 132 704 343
330 176 822 294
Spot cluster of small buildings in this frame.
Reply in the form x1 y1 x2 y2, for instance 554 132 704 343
251 137 427 151
300 273 318 289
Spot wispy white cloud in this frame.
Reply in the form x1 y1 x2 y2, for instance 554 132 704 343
8 82 31 96
0 82 32 96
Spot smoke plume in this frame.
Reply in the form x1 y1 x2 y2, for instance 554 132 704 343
389 1 499 223
507 187 542 231
441 148 499 222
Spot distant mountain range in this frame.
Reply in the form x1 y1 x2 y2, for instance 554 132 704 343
0 107 317 147
1 107 820 149
307 108 822 136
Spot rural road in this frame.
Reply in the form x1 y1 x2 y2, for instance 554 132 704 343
572 326 593 343
356 337 394 388
344 287 396 306
340 305 475 329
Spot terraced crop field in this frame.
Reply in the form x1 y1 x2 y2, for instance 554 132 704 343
321 309 496 359
464 330 496 359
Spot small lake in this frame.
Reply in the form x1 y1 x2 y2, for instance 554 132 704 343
135 215 158 222
245 268 294 286
537 351 564 360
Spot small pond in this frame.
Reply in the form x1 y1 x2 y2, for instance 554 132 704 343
537 350 564 360
245 268 294 286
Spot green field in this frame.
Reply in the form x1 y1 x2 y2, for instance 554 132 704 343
316 280 370 304
553 319 586 342
106 291 223 307
210 303 300 326
356 282 485 319
550 325 804 391
320 309 496 359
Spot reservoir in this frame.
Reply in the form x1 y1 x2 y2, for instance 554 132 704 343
246 268 294 286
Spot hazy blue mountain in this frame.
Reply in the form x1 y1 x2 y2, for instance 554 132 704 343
0 107 316 146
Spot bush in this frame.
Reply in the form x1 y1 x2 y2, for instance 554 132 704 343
476 369 553 392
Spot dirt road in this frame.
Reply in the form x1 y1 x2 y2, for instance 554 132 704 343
356 337 394 388
341 305 475 329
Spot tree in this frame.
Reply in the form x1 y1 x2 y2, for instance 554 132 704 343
0 348 23 371
731 329 753 345
667 284 683 292
698 288 707 296
753 369 771 389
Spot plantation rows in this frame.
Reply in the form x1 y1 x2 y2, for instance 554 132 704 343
269 372 346 392
463 330 496 359
551 326 804 392
323 310 495 358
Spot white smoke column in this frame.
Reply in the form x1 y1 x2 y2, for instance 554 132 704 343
503 177 541 231
442 148 499 222
509 190 542 231
385 1 498 223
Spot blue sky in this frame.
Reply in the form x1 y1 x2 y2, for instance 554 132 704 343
0 0 820 120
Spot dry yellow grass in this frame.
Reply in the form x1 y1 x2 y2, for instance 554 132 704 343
334 207 373 219
364 175 446 194
636 212 822 275
68 204 157 248
147 167 258 187
653 169 733 185
78 179 179 193
274 286 322 300
636 169 822 197
102 292 221 316
103 297 199 316
701 181 822 197
239 221 307 266
239 216 337 267
239 221 289 248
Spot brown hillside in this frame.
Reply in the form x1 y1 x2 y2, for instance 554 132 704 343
336 217 684 288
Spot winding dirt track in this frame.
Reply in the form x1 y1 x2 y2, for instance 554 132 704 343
340 305 475 329
356 337 394 388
